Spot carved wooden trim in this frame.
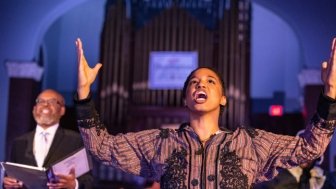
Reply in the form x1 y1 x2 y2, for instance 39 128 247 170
6 61 44 81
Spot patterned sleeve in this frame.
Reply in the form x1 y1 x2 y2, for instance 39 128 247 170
255 93 336 182
74 94 161 178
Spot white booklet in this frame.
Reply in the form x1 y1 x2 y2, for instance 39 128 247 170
1 147 91 189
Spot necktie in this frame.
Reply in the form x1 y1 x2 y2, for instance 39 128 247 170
299 168 311 189
35 131 49 168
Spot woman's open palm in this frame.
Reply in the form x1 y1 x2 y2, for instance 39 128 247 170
75 38 102 99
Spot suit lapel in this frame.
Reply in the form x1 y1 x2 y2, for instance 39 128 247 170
43 128 64 167
25 131 37 166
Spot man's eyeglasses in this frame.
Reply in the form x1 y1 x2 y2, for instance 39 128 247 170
35 98 63 106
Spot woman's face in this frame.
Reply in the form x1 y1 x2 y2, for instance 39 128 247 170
184 68 226 114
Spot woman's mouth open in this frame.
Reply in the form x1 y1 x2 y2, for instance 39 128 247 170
194 91 207 103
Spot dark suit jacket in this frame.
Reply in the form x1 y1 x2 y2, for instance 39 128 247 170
253 169 298 189
9 127 93 189
253 168 336 189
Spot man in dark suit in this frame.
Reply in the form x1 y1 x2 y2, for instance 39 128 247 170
3 89 93 189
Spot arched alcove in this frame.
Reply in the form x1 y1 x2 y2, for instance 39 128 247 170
251 2 302 112
42 0 106 103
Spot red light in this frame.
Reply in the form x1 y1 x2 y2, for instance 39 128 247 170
269 105 283 116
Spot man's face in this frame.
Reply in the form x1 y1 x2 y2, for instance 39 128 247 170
32 90 65 128
184 68 226 114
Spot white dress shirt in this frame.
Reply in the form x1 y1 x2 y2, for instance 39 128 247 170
288 166 326 189
34 124 59 168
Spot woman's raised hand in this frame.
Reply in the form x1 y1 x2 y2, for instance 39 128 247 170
75 38 102 99
322 38 336 99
